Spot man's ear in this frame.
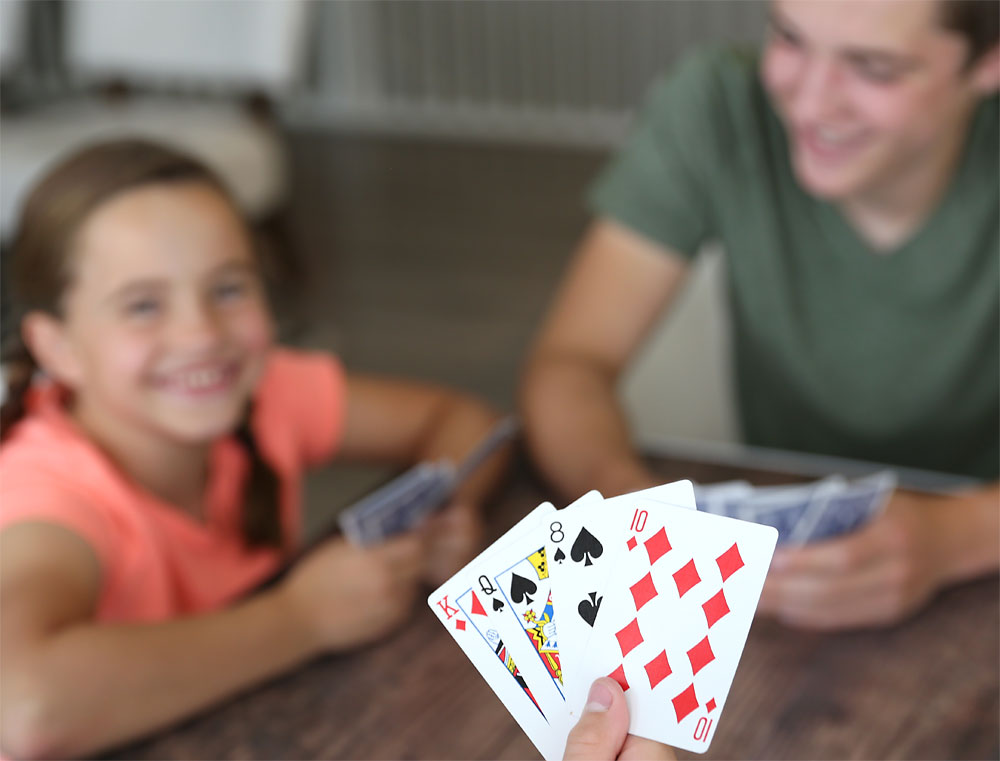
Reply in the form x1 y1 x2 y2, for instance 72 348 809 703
969 44 1000 94
21 311 84 388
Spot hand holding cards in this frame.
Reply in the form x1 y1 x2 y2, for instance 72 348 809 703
428 481 778 759
695 471 896 545
339 417 518 546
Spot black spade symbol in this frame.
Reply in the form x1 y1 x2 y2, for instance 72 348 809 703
492 597 505 612
578 592 602 627
571 528 604 566
509 573 537 605
553 547 566 564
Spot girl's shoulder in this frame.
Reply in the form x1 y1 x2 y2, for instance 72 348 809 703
0 407 124 567
256 346 346 398
0 396 112 490
252 347 348 468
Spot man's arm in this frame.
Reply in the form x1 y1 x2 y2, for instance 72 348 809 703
760 482 1000 630
520 219 690 500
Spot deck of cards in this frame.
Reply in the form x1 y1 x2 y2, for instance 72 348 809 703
695 471 896 545
428 481 779 759
339 417 519 546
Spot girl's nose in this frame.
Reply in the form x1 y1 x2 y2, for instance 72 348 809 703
171 301 224 351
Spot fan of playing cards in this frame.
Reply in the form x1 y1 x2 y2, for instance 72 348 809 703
428 481 780 759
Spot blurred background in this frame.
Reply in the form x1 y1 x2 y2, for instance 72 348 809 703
0 0 768 521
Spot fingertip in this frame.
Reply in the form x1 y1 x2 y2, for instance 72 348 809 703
563 678 631 761
591 676 625 706
582 678 616 713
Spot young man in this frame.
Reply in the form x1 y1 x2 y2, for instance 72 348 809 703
521 0 999 631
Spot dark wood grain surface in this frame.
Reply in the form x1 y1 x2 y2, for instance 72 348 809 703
109 457 999 761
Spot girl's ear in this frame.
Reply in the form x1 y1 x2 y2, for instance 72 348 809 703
21 312 85 388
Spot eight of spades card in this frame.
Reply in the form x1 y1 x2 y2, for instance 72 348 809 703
546 482 697 702
570 496 777 754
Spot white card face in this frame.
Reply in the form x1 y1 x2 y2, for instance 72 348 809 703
547 482 697 701
569 497 777 754
473 521 577 748
459 522 571 723
544 490 608 702
428 502 567 761
620 481 699 513
489 531 565 699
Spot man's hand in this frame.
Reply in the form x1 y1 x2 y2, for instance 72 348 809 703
758 488 997 630
562 678 676 761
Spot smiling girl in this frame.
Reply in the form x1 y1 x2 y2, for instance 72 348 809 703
0 139 507 759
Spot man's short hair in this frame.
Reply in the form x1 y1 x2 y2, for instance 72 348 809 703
940 0 1000 64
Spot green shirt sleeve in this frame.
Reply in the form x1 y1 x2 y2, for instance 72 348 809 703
587 49 728 260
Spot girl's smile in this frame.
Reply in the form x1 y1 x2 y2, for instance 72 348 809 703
150 359 243 400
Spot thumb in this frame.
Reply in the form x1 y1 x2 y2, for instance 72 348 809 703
562 678 630 761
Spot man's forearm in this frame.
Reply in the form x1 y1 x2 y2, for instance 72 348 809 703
521 354 656 500
3 586 317 760
940 482 1000 585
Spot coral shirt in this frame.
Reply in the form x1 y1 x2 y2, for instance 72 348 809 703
0 348 346 622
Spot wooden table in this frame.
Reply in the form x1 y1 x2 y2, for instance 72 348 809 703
111 458 999 761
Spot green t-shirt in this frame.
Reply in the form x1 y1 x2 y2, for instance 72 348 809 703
589 47 999 480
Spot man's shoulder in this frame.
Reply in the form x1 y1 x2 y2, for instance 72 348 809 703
679 45 760 86
636 44 774 166
643 45 762 115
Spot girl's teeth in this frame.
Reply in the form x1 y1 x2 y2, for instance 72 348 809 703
176 368 224 389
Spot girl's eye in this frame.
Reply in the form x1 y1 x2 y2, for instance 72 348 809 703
124 298 161 318
213 280 249 302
